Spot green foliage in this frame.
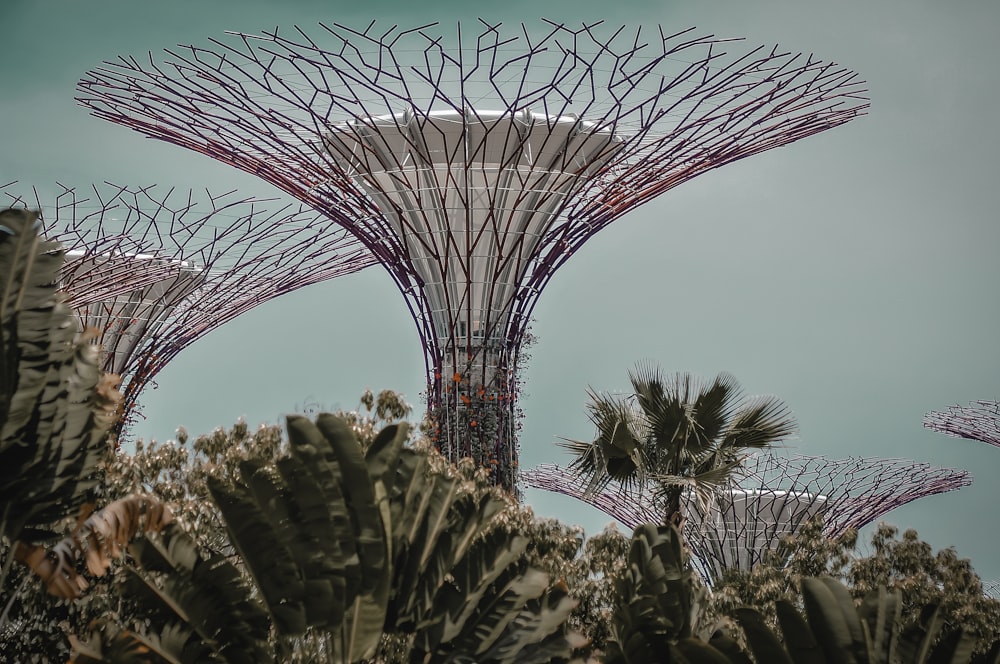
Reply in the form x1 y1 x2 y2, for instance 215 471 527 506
517 518 631 657
604 524 703 663
709 518 1000 654
0 208 124 661
1 391 434 660
68 414 579 663
0 207 121 566
560 365 796 526
594 522 999 664
734 577 1000 664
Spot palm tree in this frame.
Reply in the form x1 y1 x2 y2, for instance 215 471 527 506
561 364 797 529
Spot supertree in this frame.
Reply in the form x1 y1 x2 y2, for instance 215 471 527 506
77 20 869 490
924 400 1000 448
524 453 971 584
1 182 374 435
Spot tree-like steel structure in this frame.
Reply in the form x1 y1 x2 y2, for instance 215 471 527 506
924 400 1000 448
78 20 869 490
524 453 971 584
1 182 374 435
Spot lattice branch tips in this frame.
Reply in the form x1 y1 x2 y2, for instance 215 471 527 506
924 400 1000 448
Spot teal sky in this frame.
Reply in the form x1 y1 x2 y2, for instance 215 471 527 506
3 0 999 579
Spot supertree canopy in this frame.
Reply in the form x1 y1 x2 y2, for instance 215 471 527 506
524 453 971 584
924 400 1000 448
1 182 374 435
78 20 869 490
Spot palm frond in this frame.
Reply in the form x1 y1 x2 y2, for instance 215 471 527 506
125 523 274 662
629 365 687 454
691 372 742 446
560 387 647 496
721 395 797 451
556 437 614 498
0 209 122 546
667 456 751 514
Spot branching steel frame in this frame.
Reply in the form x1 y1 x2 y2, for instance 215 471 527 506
78 20 869 489
924 400 1000 448
1 182 373 436
524 453 971 584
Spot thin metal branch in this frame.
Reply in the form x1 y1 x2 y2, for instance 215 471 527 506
924 400 1000 448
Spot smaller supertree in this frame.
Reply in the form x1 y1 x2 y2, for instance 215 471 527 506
1 182 374 435
924 400 1000 448
524 452 971 585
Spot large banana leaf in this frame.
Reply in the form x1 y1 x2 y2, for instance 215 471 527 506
735 607 795 664
286 414 360 603
206 473 308 635
316 413 386 594
605 523 701 663
734 577 994 664
857 587 901 664
69 522 273 663
799 576 862 663
0 208 121 592
70 414 578 663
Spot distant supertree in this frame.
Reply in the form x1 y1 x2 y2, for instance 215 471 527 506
78 21 869 490
1 182 374 435
524 453 971 584
924 400 1000 448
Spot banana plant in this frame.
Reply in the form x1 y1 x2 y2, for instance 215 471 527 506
603 522 1000 664
736 577 1000 664
0 207 121 590
68 413 579 663
604 522 740 663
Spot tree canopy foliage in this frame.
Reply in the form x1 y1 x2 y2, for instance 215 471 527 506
709 517 1000 654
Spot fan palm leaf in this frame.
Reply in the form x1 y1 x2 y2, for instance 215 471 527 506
653 456 751 515
560 389 647 496
561 363 796 529
720 395 797 451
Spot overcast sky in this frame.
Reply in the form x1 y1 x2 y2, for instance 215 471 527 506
3 0 998 580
